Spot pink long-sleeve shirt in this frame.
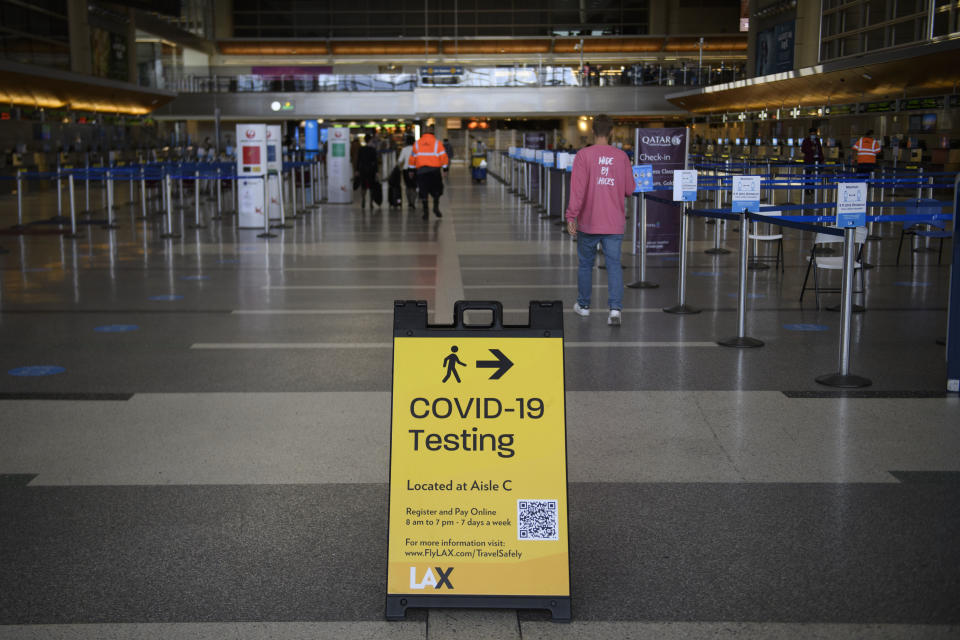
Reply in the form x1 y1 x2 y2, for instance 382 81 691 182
564 144 634 234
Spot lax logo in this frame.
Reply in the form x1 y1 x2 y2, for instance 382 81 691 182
409 566 454 590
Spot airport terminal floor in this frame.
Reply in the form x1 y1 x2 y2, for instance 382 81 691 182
0 166 958 639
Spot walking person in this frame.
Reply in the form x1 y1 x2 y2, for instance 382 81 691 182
412 125 449 219
357 134 379 209
396 134 419 210
852 129 881 175
565 114 634 326
800 127 824 195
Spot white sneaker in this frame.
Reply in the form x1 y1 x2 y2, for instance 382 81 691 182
573 303 590 317
607 309 622 326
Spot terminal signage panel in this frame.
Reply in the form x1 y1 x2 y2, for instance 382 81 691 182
731 175 761 213
635 127 687 253
326 127 352 204
542 152 554 168
386 301 570 621
836 182 867 228
236 124 267 228
672 169 698 202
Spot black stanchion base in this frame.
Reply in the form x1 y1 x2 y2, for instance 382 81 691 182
705 247 732 255
747 261 770 271
160 233 181 239
867 235 882 241
627 280 659 289
815 372 872 388
553 220 566 227
825 303 865 313
187 223 208 229
257 232 278 238
913 247 937 253
598 265 627 270
705 219 716 225
270 223 293 229
862 262 875 270
935 337 946 346
209 215 224 221
539 213 558 220
718 335 764 348
663 304 701 314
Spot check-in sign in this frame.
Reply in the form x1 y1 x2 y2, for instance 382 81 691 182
633 164 653 193
672 169 698 202
731 175 761 213
386 301 570 622
836 182 867 228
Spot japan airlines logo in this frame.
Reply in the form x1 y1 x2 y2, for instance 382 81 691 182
245 129 256 139
409 567 454 590
334 130 343 138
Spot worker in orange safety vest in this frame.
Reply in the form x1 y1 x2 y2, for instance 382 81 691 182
411 124 449 219
852 130 881 175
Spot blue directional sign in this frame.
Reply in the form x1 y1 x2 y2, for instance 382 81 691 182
633 164 653 193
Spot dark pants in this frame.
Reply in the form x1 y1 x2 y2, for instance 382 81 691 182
416 167 444 205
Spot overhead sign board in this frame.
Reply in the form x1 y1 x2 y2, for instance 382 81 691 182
386 300 571 622
731 175 761 213
672 169 698 202
836 182 867 228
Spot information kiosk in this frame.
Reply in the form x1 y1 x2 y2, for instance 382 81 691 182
265 125 282 219
386 300 571 621
326 126 352 204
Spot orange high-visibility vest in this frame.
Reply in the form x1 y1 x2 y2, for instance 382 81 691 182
852 137 880 164
411 134 449 169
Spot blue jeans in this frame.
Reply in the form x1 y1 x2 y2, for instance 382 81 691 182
576 232 623 310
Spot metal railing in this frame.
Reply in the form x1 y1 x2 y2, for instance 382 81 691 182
161 63 746 93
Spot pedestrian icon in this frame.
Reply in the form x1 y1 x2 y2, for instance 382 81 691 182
442 346 467 383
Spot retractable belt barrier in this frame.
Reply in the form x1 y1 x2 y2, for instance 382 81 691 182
3 159 323 233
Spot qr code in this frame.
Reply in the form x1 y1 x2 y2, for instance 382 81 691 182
517 499 558 541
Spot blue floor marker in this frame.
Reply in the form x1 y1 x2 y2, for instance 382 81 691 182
94 325 140 333
9 365 65 376
894 281 932 287
148 295 183 301
784 323 830 332
180 275 210 281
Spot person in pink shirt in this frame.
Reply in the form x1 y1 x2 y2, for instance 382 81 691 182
565 114 635 326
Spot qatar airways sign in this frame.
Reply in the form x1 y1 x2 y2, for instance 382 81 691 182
636 127 687 254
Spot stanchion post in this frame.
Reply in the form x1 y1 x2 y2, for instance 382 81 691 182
103 168 118 229
188 170 207 229
627 193 658 289
663 203 700 314
718 209 763 347
65 174 82 238
258 175 278 238
212 167 223 220
705 186 731 255
56 169 63 220
270 172 292 229
15 170 24 228
815 227 871 388
84 153 90 213
139 167 148 220
160 174 181 239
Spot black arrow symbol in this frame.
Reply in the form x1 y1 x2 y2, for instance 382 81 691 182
475 349 513 380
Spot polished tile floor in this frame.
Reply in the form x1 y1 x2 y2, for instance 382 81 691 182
0 167 958 639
